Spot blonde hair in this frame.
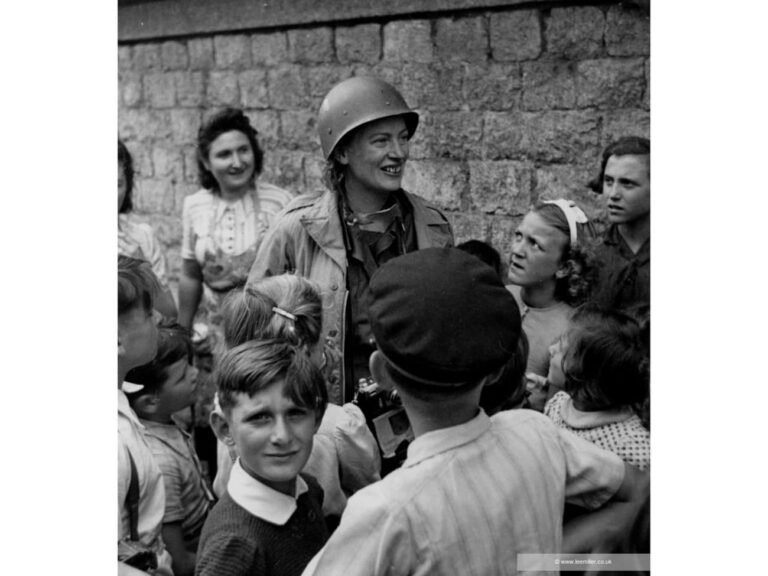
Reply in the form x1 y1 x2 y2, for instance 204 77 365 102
222 274 323 351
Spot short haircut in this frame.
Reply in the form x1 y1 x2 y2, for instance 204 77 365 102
457 239 504 282
588 136 650 193
223 274 323 350
479 331 529 413
531 202 598 306
562 304 650 409
118 139 134 213
125 323 194 401
215 339 328 421
118 255 161 316
197 108 264 192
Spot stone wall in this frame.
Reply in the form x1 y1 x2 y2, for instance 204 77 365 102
118 1 650 287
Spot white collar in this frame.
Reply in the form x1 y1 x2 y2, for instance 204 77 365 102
117 388 145 429
227 459 308 525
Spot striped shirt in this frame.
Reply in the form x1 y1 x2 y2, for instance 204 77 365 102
302 409 625 576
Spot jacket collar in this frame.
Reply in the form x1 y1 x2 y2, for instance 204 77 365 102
298 190 348 270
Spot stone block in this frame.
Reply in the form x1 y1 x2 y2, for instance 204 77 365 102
260 150 306 192
244 110 281 150
575 58 646 109
134 177 174 215
401 159 466 211
170 109 201 145
448 212 490 245
463 63 521 111
172 181 201 214
303 156 327 195
267 65 311 110
133 146 154 179
214 34 252 69
288 27 334 63
468 160 533 216
606 5 650 56
118 46 132 70
182 146 200 183
490 10 541 62
133 43 162 70
383 20 433 63
336 24 381 64
429 64 466 111
152 145 186 182
188 38 214 69
489 215 523 261
521 59 577 111
119 109 173 143
144 72 176 108
251 32 289 65
280 110 318 152
119 72 143 107
644 59 650 109
161 41 189 70
435 15 488 64
483 111 601 164
601 109 650 145
239 69 269 109
206 71 240 107
418 112 483 161
174 71 205 107
533 164 600 213
545 7 604 59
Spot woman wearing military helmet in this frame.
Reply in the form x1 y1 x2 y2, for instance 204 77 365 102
246 77 454 405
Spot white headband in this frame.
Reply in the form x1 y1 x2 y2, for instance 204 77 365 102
542 199 588 247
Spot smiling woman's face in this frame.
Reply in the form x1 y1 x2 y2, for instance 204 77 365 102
203 130 256 196
338 116 410 198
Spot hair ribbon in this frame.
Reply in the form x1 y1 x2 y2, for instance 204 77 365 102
543 199 588 247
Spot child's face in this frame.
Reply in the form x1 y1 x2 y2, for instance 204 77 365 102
118 305 160 372
155 358 199 417
508 212 568 288
226 379 319 496
602 154 650 225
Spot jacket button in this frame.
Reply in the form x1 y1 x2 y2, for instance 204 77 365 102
331 283 338 291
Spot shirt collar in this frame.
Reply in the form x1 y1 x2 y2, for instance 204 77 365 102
561 395 634 428
403 409 490 468
214 191 255 222
227 459 308 525
117 388 145 429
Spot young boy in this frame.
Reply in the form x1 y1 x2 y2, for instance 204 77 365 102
589 136 651 311
198 339 330 576
301 248 649 576
126 323 216 576
117 255 173 576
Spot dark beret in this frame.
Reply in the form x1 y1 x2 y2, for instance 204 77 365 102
368 247 522 387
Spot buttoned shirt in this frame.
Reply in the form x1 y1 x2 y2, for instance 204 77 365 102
593 225 650 311
302 409 624 576
140 419 214 548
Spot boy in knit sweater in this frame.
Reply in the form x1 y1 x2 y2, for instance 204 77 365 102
197 339 329 576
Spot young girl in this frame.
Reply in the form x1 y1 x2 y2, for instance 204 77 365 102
212 274 381 529
544 305 650 470
506 199 598 410
200 340 329 576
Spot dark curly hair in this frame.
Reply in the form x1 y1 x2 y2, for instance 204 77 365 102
562 304 650 410
118 139 134 213
532 202 599 306
588 136 650 193
197 108 264 194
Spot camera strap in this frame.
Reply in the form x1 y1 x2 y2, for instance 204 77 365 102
126 451 140 542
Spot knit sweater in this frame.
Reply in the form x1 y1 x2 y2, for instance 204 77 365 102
195 474 329 576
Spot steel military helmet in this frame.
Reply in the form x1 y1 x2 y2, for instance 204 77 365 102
317 76 420 160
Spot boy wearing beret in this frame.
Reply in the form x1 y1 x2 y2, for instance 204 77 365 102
301 247 648 576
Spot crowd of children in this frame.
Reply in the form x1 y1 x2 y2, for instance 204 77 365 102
118 74 650 575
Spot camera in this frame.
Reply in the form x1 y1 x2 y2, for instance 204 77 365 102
353 377 401 420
